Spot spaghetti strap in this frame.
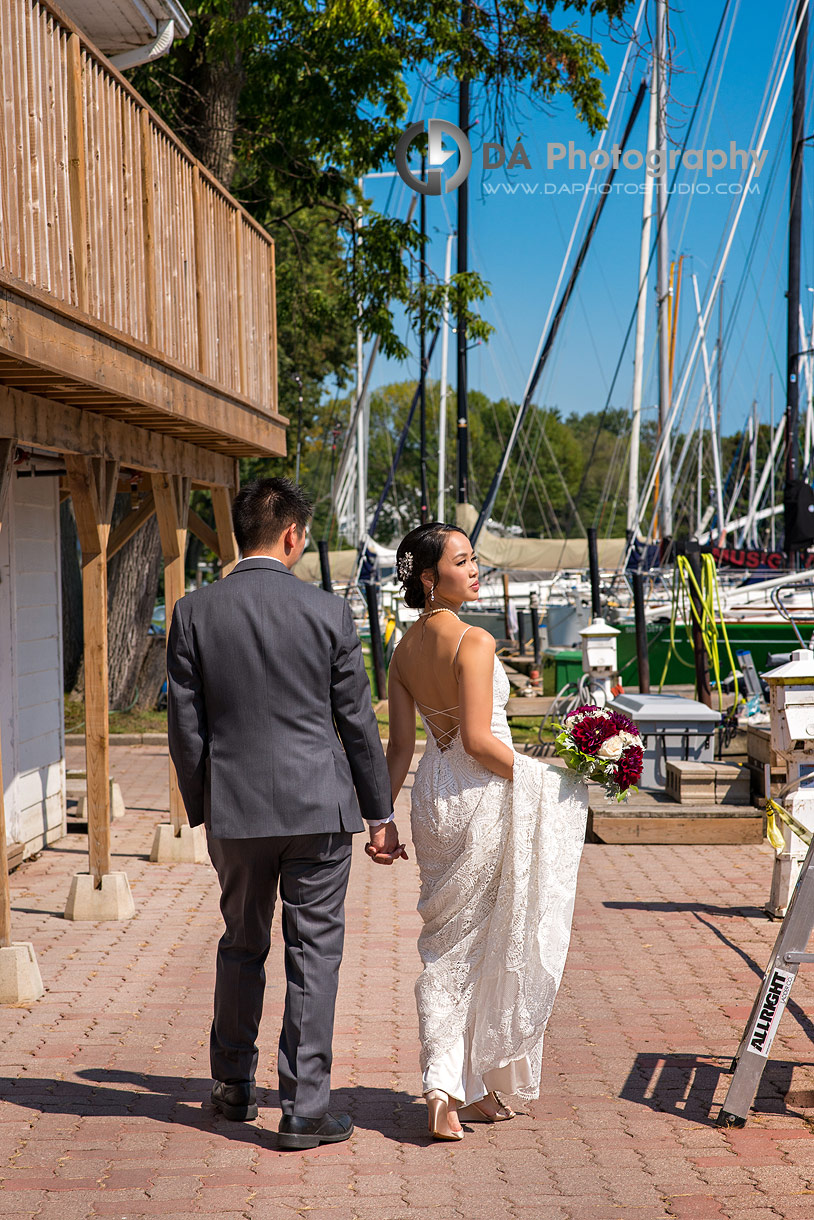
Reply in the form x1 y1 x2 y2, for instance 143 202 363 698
413 625 473 751
453 625 473 663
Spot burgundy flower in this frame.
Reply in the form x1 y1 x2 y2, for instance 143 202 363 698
614 746 643 791
564 705 600 721
570 713 617 755
609 711 639 737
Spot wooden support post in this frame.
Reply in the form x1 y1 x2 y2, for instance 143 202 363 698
188 509 220 559
211 485 238 577
140 110 156 350
106 492 155 560
67 36 88 313
64 454 119 884
152 473 190 836
0 440 16 949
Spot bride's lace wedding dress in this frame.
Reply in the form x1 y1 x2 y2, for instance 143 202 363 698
410 635 588 1105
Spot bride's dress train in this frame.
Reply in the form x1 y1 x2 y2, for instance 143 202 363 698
410 653 588 1104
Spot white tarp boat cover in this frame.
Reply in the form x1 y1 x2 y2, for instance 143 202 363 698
454 504 626 573
294 507 626 581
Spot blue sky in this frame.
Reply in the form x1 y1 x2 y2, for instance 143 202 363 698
360 0 813 445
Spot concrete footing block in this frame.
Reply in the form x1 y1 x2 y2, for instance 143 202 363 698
0 943 44 1004
64 872 135 921
149 822 208 864
67 778 125 821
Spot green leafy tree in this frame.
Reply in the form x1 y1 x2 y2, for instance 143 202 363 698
134 0 636 422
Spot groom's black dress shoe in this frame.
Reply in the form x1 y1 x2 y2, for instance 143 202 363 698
277 1112 353 1150
211 1081 258 1122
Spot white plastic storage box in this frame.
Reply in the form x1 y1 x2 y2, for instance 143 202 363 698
609 693 721 791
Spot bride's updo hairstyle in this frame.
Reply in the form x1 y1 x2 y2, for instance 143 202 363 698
396 522 470 609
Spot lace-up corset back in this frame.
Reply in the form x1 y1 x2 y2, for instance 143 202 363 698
415 626 472 752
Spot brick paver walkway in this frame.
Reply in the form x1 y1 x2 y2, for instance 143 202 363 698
1 745 814 1219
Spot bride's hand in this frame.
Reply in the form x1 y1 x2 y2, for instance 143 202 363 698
365 821 409 865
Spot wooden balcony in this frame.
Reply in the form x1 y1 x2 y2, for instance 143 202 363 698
0 0 286 459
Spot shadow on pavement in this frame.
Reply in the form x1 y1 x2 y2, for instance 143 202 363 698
606 903 814 1045
619 1052 813 1125
0 1070 432 1147
603 901 767 919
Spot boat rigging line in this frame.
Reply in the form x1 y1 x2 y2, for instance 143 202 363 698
557 0 739 561
632 0 808 561
470 76 648 547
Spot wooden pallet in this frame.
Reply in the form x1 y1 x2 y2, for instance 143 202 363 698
588 785 764 845
6 842 24 873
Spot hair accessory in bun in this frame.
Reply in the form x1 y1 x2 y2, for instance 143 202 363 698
397 552 414 583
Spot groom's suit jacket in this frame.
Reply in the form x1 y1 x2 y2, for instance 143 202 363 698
166 557 392 838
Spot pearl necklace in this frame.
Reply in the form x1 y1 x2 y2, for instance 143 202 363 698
419 607 460 619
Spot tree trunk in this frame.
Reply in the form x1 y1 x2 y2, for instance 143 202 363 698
60 498 83 691
106 494 163 711
134 635 168 712
191 1 252 189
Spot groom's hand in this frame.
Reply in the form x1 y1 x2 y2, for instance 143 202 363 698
365 821 408 865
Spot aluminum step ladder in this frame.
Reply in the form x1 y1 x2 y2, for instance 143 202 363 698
717 829 814 1127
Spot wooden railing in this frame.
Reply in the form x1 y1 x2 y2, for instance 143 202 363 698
0 0 277 415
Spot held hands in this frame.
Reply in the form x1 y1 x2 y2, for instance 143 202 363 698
365 820 409 866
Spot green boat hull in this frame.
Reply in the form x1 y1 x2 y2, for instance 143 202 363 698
615 620 813 689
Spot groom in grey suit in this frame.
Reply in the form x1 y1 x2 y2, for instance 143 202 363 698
167 476 404 1150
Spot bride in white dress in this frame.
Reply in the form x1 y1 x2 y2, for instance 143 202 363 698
384 523 588 1140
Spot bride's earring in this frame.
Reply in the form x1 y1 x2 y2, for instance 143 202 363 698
429 586 435 604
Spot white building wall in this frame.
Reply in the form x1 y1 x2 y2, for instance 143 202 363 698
0 473 65 855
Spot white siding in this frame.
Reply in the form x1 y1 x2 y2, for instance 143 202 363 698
0 483 14 843
0 475 66 854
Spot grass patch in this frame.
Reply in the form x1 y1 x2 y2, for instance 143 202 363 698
64 698 168 735
64 653 550 747
362 648 551 746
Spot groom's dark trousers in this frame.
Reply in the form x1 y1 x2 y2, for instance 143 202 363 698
166 557 392 1117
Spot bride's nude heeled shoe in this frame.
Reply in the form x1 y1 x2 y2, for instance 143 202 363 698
456 1091 516 1123
424 1090 464 1141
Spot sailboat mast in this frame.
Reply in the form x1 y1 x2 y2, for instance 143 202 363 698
771 373 776 550
627 66 658 539
748 401 758 547
438 231 454 521
355 176 367 545
786 0 808 490
655 0 673 539
419 159 429 523
456 2 470 508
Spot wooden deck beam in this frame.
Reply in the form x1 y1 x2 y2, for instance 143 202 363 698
0 279 287 458
0 384 236 486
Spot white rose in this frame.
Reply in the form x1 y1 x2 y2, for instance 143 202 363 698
618 730 642 749
596 733 625 761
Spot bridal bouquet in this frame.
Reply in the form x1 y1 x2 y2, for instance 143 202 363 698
553 706 643 801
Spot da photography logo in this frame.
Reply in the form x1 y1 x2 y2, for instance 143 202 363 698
396 119 472 195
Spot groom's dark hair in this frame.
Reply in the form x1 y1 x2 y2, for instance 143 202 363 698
232 477 313 554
